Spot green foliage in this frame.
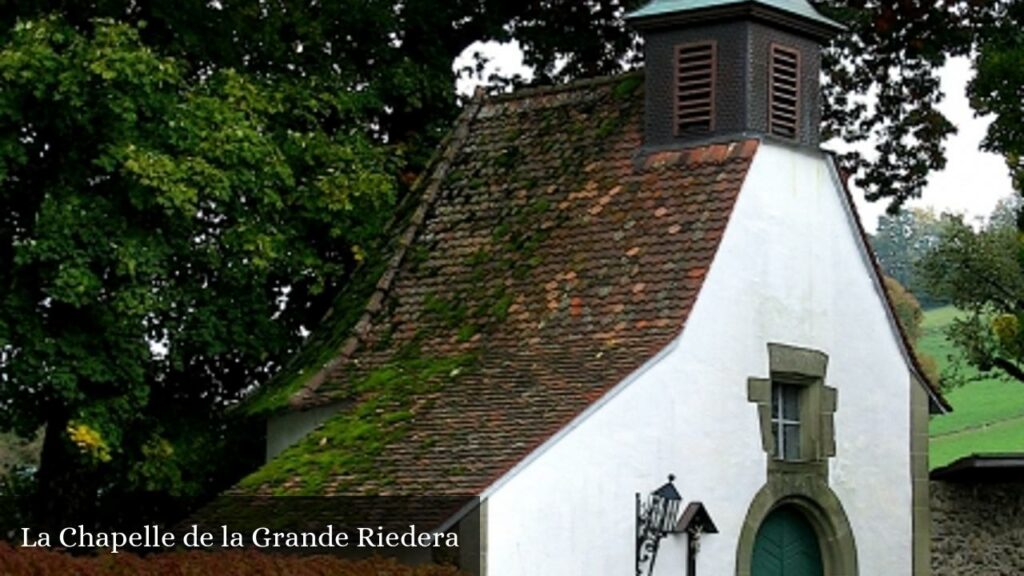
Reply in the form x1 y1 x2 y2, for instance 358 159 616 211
920 307 1024 432
0 0 651 176
239 253 393 418
918 208 1024 387
883 275 940 384
0 465 35 537
0 17 394 526
816 0 1024 211
0 431 40 475
970 1 1024 193
883 276 924 343
818 0 968 210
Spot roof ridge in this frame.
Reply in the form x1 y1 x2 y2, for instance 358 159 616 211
288 93 488 408
484 70 642 104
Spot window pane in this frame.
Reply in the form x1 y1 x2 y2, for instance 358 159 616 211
772 423 780 458
784 423 801 460
771 386 780 418
782 385 800 419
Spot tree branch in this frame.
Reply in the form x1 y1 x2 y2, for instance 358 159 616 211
992 357 1024 384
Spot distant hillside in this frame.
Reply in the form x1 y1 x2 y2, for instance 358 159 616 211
923 306 1024 468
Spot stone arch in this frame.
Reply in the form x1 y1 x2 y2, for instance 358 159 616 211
736 477 858 576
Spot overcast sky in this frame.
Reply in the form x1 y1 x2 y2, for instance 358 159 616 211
455 44 1014 232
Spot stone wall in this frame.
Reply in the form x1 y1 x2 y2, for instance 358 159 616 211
931 480 1024 575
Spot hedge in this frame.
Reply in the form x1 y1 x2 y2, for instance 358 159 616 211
0 543 466 575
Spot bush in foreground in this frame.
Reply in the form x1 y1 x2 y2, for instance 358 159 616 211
0 543 465 575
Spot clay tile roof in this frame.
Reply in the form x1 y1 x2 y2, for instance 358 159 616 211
234 72 759 500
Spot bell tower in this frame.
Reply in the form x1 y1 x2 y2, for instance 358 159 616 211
626 0 843 148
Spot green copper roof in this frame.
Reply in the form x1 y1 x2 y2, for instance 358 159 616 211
626 0 843 30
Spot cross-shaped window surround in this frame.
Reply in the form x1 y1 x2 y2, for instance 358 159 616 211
748 343 837 469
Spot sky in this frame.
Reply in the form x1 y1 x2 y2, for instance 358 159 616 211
454 44 1015 232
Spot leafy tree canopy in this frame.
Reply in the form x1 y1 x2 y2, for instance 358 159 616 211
0 0 646 172
918 197 1024 387
0 16 394 528
969 0 1024 194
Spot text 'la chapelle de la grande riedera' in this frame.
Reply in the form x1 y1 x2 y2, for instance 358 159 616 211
21 524 460 554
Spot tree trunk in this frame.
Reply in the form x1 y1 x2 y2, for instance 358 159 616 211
33 413 96 532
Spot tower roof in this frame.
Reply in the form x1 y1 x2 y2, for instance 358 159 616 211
626 0 843 33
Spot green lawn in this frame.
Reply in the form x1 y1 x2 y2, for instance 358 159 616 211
922 306 1024 468
931 417 1024 469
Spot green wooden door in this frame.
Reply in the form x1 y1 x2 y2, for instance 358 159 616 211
751 506 824 576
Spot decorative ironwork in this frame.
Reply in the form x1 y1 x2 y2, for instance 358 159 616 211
635 475 682 576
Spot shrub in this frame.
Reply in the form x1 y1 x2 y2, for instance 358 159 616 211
0 543 466 575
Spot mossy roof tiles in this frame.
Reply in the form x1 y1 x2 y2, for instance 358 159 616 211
234 73 759 500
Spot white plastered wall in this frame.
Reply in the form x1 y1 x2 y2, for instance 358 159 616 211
482 141 913 576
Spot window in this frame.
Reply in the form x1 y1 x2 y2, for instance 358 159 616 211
674 42 716 134
748 343 836 467
768 44 800 139
771 382 802 461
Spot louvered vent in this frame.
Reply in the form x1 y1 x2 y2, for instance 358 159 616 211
769 45 800 139
674 42 716 134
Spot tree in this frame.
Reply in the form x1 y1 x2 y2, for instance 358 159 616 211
884 276 940 384
1 0 1007 210
969 0 1024 196
871 207 943 307
818 0 965 211
0 17 394 529
918 204 1024 386
0 0 648 175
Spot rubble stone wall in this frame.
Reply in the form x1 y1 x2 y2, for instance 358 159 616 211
931 480 1024 575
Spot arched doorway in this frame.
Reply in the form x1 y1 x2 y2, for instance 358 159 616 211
736 481 857 576
751 506 824 576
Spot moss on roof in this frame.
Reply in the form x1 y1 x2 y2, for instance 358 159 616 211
238 353 477 495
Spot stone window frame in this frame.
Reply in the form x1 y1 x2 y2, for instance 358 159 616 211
739 342 857 576
748 342 837 477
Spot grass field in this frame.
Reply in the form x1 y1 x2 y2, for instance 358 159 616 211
922 306 1024 468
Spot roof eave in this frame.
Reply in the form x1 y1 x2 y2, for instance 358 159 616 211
627 1 845 41
931 453 1024 482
